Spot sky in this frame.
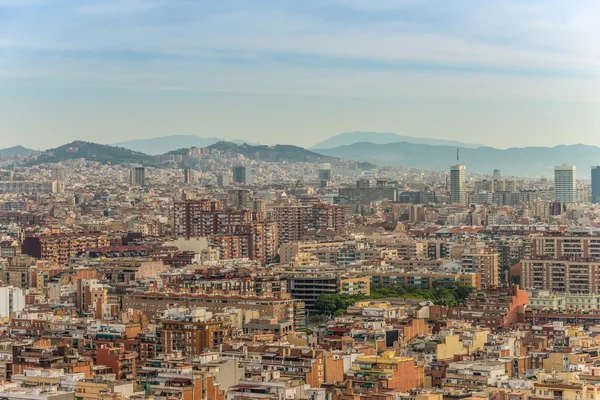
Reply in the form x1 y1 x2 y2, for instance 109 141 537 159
2 0 600 150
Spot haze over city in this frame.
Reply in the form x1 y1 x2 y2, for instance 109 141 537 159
6 2 600 400
3 0 600 149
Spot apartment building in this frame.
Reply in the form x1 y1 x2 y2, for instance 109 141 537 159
274 204 345 245
160 308 228 357
443 360 508 392
462 251 499 289
137 356 224 400
2 256 36 289
283 268 370 312
0 240 21 258
207 222 278 264
348 352 424 392
123 291 297 321
173 200 276 264
530 236 600 259
370 271 481 290
459 286 528 332
173 199 255 238
395 241 428 260
521 259 600 294
336 179 397 205
278 241 345 264
0 181 63 194
95 346 136 380
222 344 344 388
21 234 111 265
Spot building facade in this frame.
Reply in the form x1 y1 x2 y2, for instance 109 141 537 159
450 164 467 205
554 164 576 203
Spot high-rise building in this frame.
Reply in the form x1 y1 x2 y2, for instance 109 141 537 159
336 179 396 205
592 166 600 203
474 179 494 193
51 165 68 183
554 164 576 203
0 170 14 182
462 251 499 289
0 181 62 194
450 164 466 205
232 165 252 184
130 166 145 187
172 199 275 263
183 168 193 184
274 203 346 245
318 163 332 181
217 173 230 187
493 169 501 181
173 200 249 238
227 189 250 209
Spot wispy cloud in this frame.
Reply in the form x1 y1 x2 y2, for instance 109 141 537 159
2 0 600 98
74 0 161 16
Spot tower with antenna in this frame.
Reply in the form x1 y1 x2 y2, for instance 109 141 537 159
450 147 466 205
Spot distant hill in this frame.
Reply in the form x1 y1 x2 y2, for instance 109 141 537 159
208 141 338 163
0 145 37 156
30 141 157 166
311 131 483 149
314 142 600 177
114 135 255 155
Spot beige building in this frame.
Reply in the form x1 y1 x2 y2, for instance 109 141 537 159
278 241 344 264
123 291 297 320
462 251 499 289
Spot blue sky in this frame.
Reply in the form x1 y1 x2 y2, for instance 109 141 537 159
2 0 600 149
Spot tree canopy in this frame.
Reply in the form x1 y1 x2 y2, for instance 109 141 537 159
313 284 475 316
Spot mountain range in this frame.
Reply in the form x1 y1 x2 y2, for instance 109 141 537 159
29 141 157 166
112 132 483 154
208 141 338 164
310 131 483 149
316 142 600 177
19 140 338 167
4 135 599 178
0 145 37 156
113 135 254 155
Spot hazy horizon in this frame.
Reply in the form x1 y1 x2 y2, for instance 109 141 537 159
3 1 600 149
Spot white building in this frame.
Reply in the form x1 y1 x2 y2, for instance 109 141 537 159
554 164 576 203
0 286 25 320
450 164 466 205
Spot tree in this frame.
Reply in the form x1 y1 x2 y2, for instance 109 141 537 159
454 285 475 304
309 314 329 326
314 293 366 316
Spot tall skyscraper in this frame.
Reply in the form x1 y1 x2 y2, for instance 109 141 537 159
450 164 466 205
51 165 68 183
232 165 252 184
217 173 230 187
554 164 576 203
183 168 193 184
493 169 501 181
228 189 250 209
318 163 332 181
592 166 600 204
130 166 145 187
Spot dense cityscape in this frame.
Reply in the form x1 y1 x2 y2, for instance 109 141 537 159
4 0 600 399
0 139 598 400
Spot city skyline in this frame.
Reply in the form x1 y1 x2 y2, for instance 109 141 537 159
3 1 600 149
4 2 600 396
